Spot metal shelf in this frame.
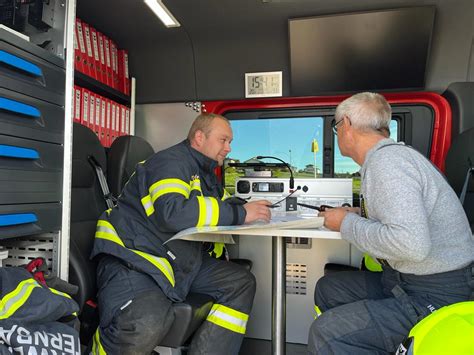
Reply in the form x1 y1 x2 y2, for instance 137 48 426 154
74 70 131 105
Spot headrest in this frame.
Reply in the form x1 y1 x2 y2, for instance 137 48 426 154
442 82 474 138
107 135 155 197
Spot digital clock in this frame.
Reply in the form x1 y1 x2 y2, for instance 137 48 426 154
245 71 282 98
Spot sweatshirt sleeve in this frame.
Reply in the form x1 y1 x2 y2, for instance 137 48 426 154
340 151 432 263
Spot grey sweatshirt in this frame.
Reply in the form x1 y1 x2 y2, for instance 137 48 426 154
341 138 474 275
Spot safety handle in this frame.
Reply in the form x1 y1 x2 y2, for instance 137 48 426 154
0 144 40 159
0 97 41 117
0 213 38 227
0 50 43 77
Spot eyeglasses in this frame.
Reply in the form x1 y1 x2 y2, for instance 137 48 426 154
332 117 345 135
332 116 352 135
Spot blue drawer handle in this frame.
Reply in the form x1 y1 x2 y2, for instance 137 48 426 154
0 213 38 227
0 50 43 77
0 97 40 117
0 144 39 159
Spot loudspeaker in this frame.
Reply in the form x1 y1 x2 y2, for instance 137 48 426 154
237 180 250 194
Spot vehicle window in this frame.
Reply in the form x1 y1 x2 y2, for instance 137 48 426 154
225 117 324 194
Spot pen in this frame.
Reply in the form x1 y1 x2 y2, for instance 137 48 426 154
297 203 334 211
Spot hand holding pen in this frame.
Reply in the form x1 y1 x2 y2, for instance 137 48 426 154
318 205 359 231
243 199 272 224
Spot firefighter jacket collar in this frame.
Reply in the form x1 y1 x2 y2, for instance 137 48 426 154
184 139 218 174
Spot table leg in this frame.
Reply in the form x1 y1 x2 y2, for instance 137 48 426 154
272 236 286 355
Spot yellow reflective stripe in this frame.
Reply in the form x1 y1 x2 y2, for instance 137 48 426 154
210 198 219 225
196 196 219 227
149 179 190 203
141 195 154 216
131 249 175 287
222 189 231 201
49 287 72 299
190 178 202 193
314 305 322 319
49 287 77 317
141 179 190 217
96 220 125 247
206 304 249 334
105 208 112 216
197 196 206 226
0 278 40 319
92 328 107 355
95 219 175 287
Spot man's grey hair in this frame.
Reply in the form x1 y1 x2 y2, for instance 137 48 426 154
335 92 391 135
187 113 230 141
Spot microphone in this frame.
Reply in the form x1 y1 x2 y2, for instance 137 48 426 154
256 155 295 190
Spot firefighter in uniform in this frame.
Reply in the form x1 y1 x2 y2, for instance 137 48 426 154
308 93 474 354
91 113 271 354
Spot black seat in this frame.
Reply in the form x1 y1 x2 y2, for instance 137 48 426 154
107 135 215 350
69 123 107 344
443 82 474 231
445 127 474 230
107 135 155 198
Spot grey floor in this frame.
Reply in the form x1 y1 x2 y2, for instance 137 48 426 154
240 338 307 355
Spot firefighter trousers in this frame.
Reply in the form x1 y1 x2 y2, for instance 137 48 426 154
307 264 474 354
94 253 256 355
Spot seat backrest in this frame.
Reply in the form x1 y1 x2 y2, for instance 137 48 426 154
445 127 474 230
69 123 108 309
442 82 474 139
107 135 155 197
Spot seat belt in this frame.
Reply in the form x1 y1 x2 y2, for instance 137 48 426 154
88 155 116 209
459 157 473 205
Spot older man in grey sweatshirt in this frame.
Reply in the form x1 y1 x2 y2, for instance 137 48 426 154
308 92 474 354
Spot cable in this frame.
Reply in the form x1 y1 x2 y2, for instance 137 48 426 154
256 155 295 189
269 187 300 208
181 25 198 100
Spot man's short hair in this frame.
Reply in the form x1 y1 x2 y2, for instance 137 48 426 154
187 113 230 141
335 92 391 135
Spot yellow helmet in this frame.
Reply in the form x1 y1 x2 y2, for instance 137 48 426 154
396 301 474 355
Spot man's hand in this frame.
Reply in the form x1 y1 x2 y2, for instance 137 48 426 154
244 200 272 224
319 207 350 231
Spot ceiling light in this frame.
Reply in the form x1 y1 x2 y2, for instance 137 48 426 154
144 0 181 28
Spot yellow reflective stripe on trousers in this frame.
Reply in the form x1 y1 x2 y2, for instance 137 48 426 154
190 178 202 193
142 178 191 216
92 328 107 355
206 304 249 334
95 220 175 287
0 278 40 319
196 196 219 227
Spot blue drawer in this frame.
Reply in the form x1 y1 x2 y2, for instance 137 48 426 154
0 87 64 144
0 40 65 106
0 203 61 239
0 134 63 205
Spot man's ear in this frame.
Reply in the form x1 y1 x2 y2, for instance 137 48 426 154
194 130 204 147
